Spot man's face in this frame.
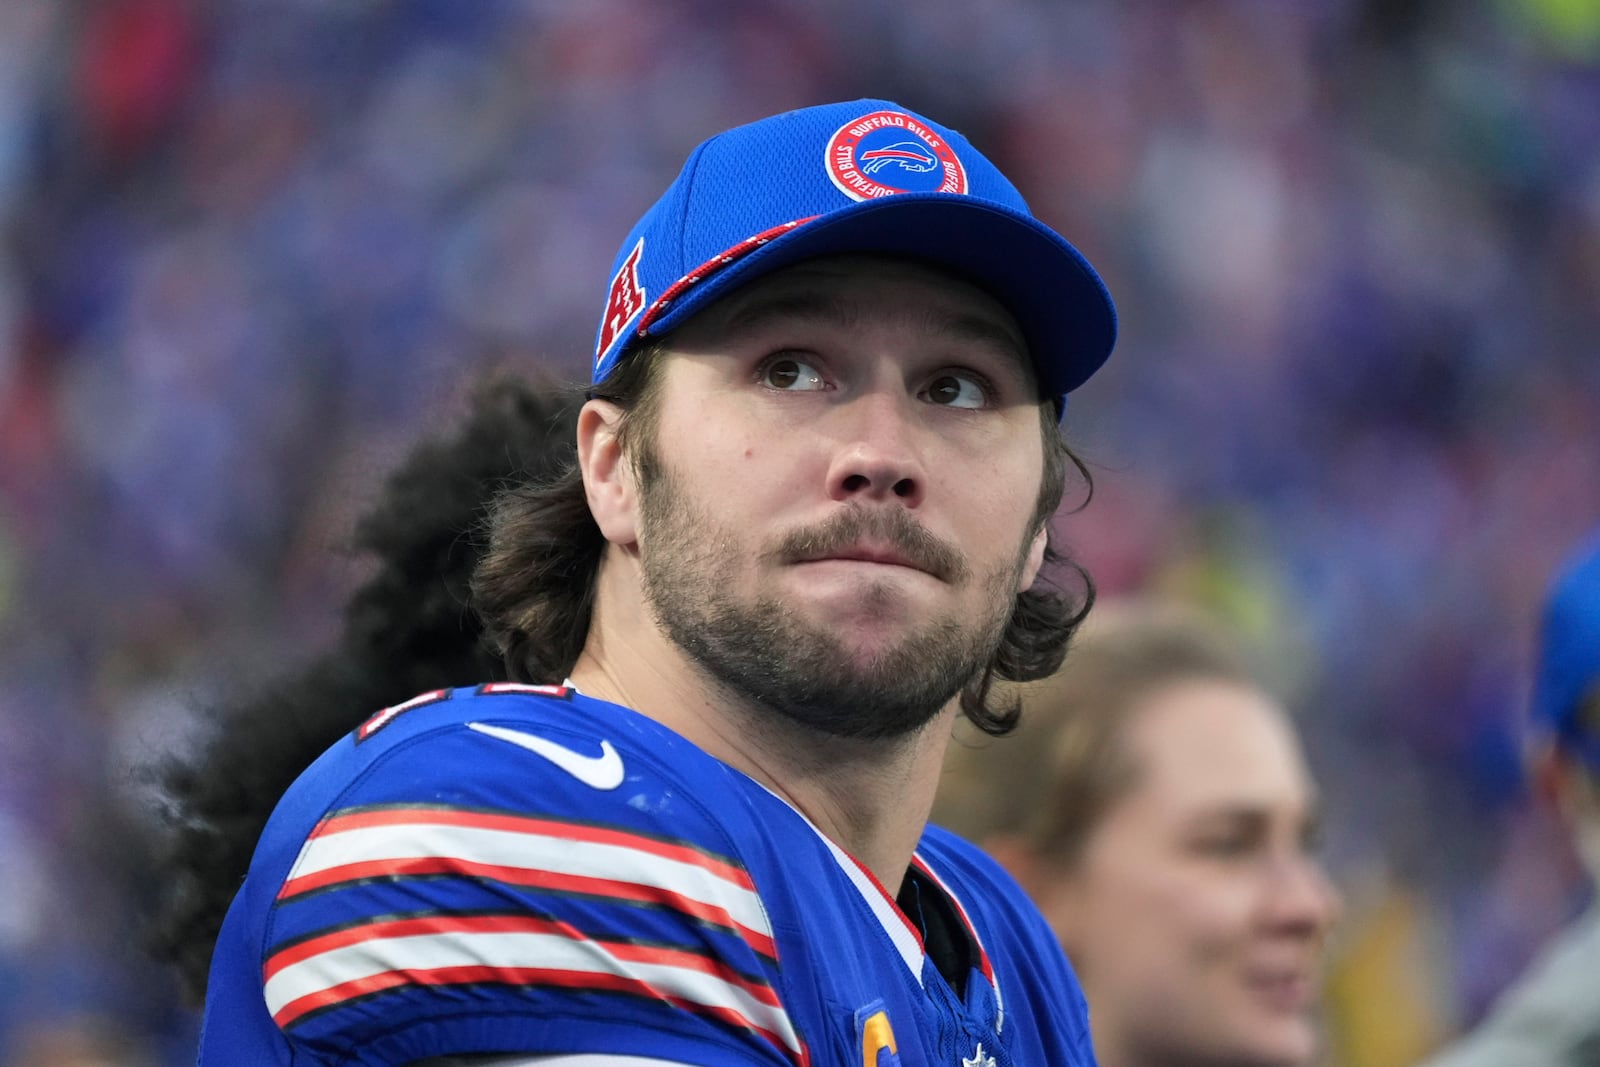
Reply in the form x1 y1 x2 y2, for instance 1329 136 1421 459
630 255 1052 739
1040 681 1341 1067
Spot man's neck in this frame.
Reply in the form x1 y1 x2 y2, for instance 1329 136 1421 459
569 605 952 895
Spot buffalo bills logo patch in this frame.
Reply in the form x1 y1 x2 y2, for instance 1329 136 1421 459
826 110 968 201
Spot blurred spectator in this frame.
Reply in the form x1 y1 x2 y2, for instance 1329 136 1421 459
1416 528 1600 1066
935 600 1341 1067
7 1015 157 1067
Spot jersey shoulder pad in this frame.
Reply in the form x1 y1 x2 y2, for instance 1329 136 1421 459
250 685 804 1065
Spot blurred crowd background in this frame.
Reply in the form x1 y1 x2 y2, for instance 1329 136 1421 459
1 0 1598 1063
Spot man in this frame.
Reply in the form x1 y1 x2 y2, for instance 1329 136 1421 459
1418 529 1600 1066
197 99 1117 1065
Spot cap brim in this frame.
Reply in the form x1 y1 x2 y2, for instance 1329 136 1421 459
640 193 1117 400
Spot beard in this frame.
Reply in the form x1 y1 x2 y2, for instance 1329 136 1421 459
635 451 1029 741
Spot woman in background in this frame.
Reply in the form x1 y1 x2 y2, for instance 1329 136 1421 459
936 602 1342 1067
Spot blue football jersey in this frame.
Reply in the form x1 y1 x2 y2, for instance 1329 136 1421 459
199 684 1098 1066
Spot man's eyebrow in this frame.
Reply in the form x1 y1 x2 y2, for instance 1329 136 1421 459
927 309 1031 367
719 290 1030 365
720 291 859 336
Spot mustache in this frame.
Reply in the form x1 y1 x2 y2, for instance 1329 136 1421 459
773 507 969 583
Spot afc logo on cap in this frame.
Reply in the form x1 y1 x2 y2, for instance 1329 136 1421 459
826 110 968 202
596 237 647 368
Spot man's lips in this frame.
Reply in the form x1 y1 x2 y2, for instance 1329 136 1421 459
796 542 928 573
774 507 967 583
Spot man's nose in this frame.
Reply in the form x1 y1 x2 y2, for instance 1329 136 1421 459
824 390 927 507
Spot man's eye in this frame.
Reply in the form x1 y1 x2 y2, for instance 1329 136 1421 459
761 357 825 391
924 373 988 408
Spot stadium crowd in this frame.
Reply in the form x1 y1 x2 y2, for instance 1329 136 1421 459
0 0 1597 1062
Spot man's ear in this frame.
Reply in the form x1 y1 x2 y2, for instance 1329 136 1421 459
577 399 639 547
1018 524 1050 592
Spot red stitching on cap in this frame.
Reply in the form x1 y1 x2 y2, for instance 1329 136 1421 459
638 217 818 334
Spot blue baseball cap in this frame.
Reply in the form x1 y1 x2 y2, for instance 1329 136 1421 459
1532 529 1600 768
591 99 1117 408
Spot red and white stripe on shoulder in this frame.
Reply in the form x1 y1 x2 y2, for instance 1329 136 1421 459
278 805 775 956
476 682 570 698
262 911 803 1059
267 804 803 1061
356 689 451 741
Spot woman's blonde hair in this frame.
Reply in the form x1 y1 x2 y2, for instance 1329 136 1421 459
935 599 1261 867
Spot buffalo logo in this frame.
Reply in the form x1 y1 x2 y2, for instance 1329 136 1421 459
859 140 938 176
826 109 969 202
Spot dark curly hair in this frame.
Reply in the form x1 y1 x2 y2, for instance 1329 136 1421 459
145 373 581 1004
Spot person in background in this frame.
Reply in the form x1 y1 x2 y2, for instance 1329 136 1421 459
935 600 1342 1067
6 1014 156 1067
1416 528 1600 1067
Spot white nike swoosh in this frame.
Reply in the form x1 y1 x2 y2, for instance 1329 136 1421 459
466 722 626 790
